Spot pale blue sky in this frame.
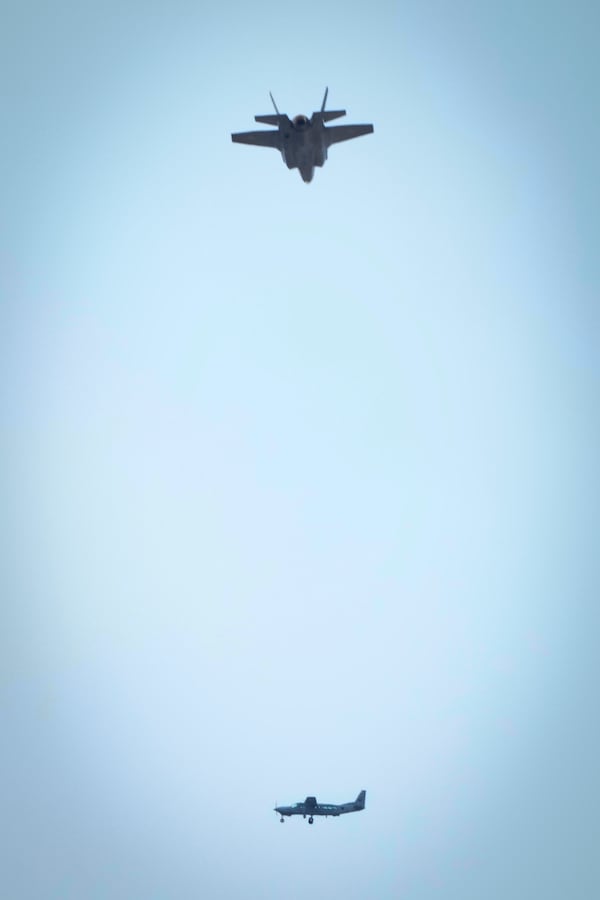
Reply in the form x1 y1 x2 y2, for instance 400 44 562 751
1 2 599 898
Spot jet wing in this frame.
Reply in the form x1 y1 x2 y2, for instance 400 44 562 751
231 130 282 149
325 124 374 146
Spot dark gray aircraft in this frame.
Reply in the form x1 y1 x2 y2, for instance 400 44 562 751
274 790 366 823
231 89 373 182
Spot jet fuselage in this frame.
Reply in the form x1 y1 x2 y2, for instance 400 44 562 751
280 116 327 182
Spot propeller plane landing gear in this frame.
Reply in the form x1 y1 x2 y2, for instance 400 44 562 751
280 817 285 823
308 816 314 824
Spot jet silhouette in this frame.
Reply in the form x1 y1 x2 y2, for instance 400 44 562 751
232 89 374 182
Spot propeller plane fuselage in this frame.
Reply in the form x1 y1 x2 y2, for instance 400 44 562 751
231 89 373 182
274 790 366 824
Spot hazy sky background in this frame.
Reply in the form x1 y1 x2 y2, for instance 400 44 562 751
2 1 599 898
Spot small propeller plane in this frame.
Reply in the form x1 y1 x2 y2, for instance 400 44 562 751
231 89 374 183
274 790 366 824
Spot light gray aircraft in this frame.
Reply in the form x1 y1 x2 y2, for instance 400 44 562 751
274 790 366 823
231 89 373 183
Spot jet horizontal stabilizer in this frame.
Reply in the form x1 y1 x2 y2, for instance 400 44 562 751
321 110 346 122
254 114 281 125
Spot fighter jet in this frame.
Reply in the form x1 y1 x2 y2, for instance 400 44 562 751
274 790 366 823
231 89 373 183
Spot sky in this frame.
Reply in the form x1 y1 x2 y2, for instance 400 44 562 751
1 1 599 898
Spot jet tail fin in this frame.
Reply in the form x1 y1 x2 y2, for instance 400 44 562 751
313 88 345 122
257 93 292 128
255 96 292 129
355 790 366 810
321 110 346 122
269 92 281 115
